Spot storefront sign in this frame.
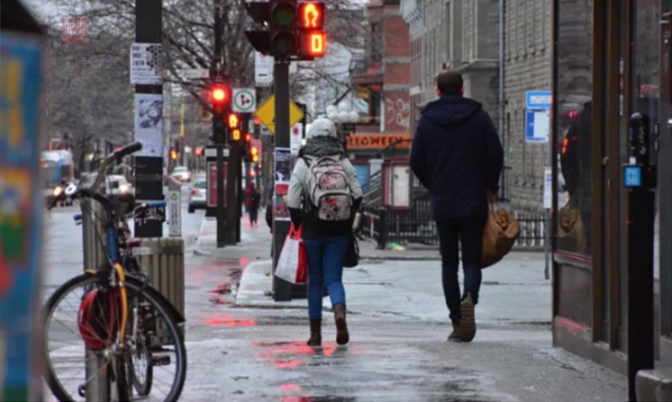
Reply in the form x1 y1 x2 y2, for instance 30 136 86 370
346 134 410 149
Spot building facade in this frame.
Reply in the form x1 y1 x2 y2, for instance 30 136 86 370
401 0 500 166
502 0 552 211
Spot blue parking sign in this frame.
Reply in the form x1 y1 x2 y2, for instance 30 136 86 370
624 166 642 187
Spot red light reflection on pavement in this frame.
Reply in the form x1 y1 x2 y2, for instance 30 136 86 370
280 384 303 391
200 313 256 327
239 257 250 270
281 397 315 402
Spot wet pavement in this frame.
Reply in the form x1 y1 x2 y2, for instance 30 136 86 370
43 198 628 401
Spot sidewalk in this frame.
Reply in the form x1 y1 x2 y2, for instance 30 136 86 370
183 218 627 401
194 216 272 259
235 252 552 326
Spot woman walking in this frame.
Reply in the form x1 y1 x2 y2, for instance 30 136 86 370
287 117 362 346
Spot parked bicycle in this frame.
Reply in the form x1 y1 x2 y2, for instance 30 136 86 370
43 143 187 402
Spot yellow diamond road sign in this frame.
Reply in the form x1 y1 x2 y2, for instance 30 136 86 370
254 95 304 135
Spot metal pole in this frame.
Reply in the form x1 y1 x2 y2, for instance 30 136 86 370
213 1 227 248
134 0 164 238
227 140 240 244
544 131 551 280
498 0 505 200
272 61 292 301
83 202 108 401
626 113 656 402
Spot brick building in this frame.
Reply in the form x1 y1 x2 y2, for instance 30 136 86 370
502 0 552 212
401 0 553 212
351 0 411 138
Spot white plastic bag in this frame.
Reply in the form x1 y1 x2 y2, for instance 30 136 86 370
274 224 307 284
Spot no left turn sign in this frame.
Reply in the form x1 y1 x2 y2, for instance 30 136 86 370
232 88 256 113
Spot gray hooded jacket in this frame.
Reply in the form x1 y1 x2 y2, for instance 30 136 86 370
287 117 363 238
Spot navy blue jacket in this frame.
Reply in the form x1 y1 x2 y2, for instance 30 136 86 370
410 95 504 221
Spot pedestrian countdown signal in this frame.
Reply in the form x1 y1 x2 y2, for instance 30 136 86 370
299 2 325 29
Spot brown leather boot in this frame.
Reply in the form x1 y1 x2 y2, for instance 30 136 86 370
458 293 476 342
447 320 462 342
333 304 349 345
306 319 322 346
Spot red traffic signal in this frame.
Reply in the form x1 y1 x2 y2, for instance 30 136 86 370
245 133 252 142
211 86 227 103
298 2 325 29
299 30 326 58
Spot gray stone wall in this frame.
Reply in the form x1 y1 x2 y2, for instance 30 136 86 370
503 0 552 212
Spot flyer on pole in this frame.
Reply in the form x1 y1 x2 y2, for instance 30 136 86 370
134 94 164 157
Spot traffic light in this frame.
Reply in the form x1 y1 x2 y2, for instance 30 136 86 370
210 82 229 143
250 145 259 163
244 1 326 61
170 148 178 160
232 129 242 141
228 113 240 129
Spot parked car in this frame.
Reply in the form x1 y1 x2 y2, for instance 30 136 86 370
80 173 133 196
171 166 192 183
188 178 207 213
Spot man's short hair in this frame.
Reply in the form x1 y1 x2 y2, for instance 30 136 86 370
436 69 463 96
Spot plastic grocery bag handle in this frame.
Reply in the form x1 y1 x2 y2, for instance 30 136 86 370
289 223 302 240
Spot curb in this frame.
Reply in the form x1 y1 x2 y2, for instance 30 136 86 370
193 249 212 256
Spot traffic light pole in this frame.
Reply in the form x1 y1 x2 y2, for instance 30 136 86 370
213 0 227 248
226 136 240 245
272 60 292 302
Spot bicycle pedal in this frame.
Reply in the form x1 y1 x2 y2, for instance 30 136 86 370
151 355 171 366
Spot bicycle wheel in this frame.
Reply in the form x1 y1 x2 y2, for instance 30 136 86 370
43 273 187 402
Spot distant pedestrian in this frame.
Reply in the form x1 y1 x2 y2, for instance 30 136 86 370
245 182 261 226
409 69 504 343
287 117 363 347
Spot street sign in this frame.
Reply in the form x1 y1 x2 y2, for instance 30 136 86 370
290 122 303 155
255 52 273 86
624 165 642 187
168 191 181 237
525 90 552 109
525 109 550 143
255 95 305 135
232 88 257 113
180 68 209 79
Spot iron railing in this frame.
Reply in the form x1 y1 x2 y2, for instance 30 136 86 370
361 191 547 250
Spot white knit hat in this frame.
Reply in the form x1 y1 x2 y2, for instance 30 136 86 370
306 116 338 139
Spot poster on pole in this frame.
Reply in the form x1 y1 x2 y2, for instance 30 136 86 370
130 43 163 85
0 32 45 402
134 94 164 157
274 148 291 221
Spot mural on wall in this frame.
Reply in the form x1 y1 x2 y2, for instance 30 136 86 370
384 92 410 131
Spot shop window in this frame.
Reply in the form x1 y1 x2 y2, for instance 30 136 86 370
555 0 593 256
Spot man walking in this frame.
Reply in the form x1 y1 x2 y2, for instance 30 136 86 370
410 69 503 343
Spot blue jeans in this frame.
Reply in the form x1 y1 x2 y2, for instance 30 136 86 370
436 216 487 323
303 235 349 319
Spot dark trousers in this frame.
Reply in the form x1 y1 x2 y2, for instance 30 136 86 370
249 207 259 224
436 215 487 323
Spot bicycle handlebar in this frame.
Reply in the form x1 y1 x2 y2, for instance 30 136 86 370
114 142 143 160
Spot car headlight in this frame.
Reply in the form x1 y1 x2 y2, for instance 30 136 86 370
53 186 63 196
119 184 129 193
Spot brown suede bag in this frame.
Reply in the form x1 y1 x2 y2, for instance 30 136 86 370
482 191 520 268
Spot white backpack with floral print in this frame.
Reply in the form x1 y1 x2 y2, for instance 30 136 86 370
303 155 352 221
